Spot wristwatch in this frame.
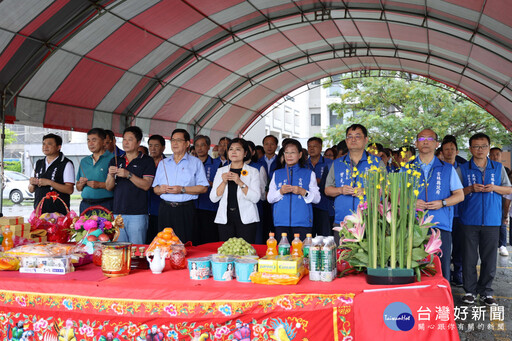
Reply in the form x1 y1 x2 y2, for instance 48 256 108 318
127 172 132 180
442 199 447 207
240 183 247 189
304 190 309 198
181 186 186 194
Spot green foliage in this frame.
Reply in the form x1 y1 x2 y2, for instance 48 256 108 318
4 161 21 172
324 73 510 150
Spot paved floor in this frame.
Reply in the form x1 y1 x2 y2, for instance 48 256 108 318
451 246 512 341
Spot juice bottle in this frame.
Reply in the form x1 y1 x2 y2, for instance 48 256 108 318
266 232 278 256
302 233 313 269
291 233 303 258
278 233 290 256
2 226 13 251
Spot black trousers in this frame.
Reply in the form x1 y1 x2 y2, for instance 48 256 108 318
312 207 333 237
462 225 499 296
146 214 160 244
197 209 219 244
218 208 258 244
261 201 274 241
158 200 197 245
274 226 312 244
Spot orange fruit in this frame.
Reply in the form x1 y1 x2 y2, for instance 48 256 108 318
171 236 179 242
157 232 164 238
162 232 172 240
164 227 174 234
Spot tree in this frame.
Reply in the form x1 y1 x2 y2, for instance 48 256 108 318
324 73 510 151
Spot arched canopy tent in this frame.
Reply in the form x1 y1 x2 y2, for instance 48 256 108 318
1 0 512 142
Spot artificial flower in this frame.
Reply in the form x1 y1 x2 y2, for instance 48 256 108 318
241 169 248 176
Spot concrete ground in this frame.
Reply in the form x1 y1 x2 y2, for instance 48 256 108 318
451 245 512 341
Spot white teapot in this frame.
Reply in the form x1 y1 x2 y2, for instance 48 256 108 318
147 247 167 274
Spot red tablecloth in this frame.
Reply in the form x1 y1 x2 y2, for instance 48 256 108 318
0 243 459 340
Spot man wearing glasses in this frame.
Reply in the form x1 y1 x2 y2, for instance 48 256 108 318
458 133 512 306
325 124 384 240
153 129 209 244
409 129 464 282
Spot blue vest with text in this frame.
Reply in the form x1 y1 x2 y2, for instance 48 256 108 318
459 158 502 226
411 157 454 232
272 165 313 227
196 156 221 211
307 156 334 214
333 152 381 224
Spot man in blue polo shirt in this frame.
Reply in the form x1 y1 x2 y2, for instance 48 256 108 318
325 124 384 237
307 137 334 236
106 126 155 244
153 129 209 244
194 134 221 244
76 128 114 213
409 129 464 282
458 133 512 306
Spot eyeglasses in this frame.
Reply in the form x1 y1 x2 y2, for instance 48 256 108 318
171 138 186 143
417 137 436 142
346 134 364 140
471 145 489 150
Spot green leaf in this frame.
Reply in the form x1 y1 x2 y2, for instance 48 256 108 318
412 247 428 262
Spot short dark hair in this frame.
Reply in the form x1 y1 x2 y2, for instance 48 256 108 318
123 126 143 142
490 147 502 153
87 128 106 139
255 145 264 154
43 133 62 146
227 138 250 162
307 137 323 145
246 140 259 164
218 136 231 144
171 128 190 142
282 139 307 168
148 134 165 146
105 129 115 140
469 133 490 146
400 145 416 156
346 124 368 137
194 135 211 147
441 139 458 151
336 140 348 155
262 135 278 145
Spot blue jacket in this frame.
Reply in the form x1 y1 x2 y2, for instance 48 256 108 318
333 151 381 224
272 165 314 227
196 156 221 211
410 157 454 232
307 156 334 215
459 158 502 226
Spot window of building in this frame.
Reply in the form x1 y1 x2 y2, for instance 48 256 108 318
311 114 321 126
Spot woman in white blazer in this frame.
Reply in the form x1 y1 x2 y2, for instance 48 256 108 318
210 138 261 243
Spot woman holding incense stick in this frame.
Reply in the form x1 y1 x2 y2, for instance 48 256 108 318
210 138 261 243
267 139 320 243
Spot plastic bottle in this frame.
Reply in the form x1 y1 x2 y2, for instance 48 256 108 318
2 226 13 251
291 233 303 258
320 236 336 282
278 233 290 256
309 236 324 281
302 233 313 269
266 232 278 256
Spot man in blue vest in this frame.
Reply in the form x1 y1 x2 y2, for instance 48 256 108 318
458 133 512 306
307 137 334 236
410 129 464 282
325 124 384 239
259 135 279 239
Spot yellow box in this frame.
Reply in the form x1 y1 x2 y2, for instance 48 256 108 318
3 223 31 238
0 216 24 225
30 236 47 243
277 256 303 274
258 256 278 273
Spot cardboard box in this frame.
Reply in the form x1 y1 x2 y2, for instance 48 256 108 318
19 256 73 275
2 223 31 238
258 256 278 273
277 256 303 274
0 216 24 225
30 236 47 243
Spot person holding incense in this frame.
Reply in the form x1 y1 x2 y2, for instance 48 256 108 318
152 129 208 245
76 128 114 213
210 138 261 243
267 139 320 242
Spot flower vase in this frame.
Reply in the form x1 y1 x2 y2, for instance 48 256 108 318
366 267 415 285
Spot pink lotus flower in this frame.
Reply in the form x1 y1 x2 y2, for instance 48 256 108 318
425 228 443 256
83 219 97 231
343 222 365 243
346 205 364 225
